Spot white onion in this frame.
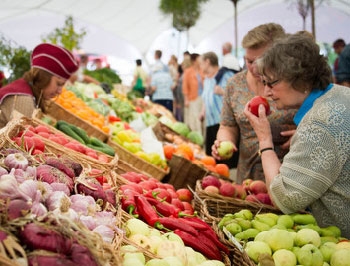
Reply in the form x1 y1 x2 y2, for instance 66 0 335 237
31 191 48 217
52 208 79 221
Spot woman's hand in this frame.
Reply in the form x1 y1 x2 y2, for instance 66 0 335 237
280 129 296 149
211 139 237 161
244 102 273 148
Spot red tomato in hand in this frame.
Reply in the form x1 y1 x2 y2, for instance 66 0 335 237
248 96 271 117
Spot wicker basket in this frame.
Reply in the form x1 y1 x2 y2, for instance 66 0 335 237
152 121 189 143
4 116 118 170
165 154 208 190
46 101 109 142
107 138 169 181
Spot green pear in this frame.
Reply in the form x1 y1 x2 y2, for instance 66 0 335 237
277 214 295 229
256 213 279 223
252 219 271 231
294 228 321 247
292 214 317 225
233 209 253 220
295 224 322 234
321 236 339 245
254 215 277 227
234 217 252 230
264 229 294 252
235 228 260 241
272 249 297 266
271 224 287 230
245 240 272 263
319 242 337 263
296 244 323 266
218 214 235 230
225 221 242 235
320 225 341 238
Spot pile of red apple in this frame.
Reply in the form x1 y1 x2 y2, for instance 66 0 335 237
200 175 273 206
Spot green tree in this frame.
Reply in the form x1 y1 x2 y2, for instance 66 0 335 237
0 36 31 83
41 16 86 51
159 0 209 48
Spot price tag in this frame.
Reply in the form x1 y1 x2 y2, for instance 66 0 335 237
223 226 244 252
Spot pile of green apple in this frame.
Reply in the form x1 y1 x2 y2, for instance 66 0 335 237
121 218 225 266
218 209 350 266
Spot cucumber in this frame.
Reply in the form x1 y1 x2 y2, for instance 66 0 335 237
70 125 90 144
89 137 105 147
55 120 71 129
87 143 115 156
58 124 85 144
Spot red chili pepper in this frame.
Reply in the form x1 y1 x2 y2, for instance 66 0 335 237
145 197 181 218
108 115 121 123
174 229 222 261
158 217 198 236
121 190 138 216
182 216 229 254
134 195 162 228
178 217 208 231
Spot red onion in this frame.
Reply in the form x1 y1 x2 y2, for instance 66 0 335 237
28 254 76 266
20 223 72 254
4 153 29 170
70 242 98 266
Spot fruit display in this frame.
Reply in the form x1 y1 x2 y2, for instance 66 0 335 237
219 209 350 266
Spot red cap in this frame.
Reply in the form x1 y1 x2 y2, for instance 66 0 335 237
31 43 79 80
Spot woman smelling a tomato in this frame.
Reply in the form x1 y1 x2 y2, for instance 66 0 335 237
244 33 350 238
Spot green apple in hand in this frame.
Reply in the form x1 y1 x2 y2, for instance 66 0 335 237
217 141 235 159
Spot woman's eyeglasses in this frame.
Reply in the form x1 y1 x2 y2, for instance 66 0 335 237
262 79 280 88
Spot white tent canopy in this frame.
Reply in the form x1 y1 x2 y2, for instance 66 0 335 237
1 0 350 82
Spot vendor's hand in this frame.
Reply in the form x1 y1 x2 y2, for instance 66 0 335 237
244 102 273 146
211 139 237 161
214 85 223 95
280 129 296 150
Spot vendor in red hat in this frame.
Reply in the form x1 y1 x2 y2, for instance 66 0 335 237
0 43 78 128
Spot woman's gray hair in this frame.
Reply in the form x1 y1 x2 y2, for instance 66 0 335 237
256 33 333 92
